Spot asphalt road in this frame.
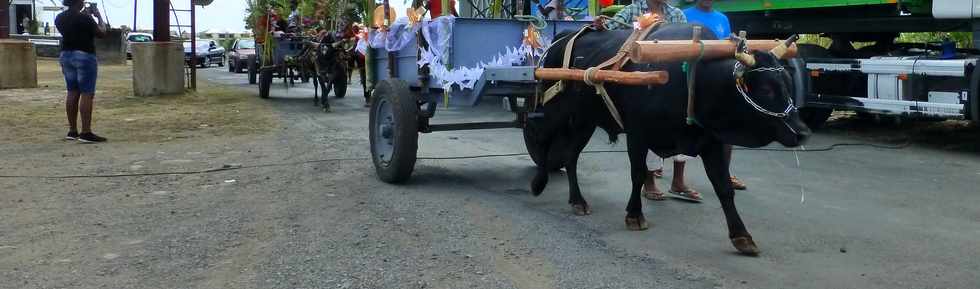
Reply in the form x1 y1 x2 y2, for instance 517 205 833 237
2 67 978 289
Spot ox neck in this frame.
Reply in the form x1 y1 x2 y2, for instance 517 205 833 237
690 58 740 128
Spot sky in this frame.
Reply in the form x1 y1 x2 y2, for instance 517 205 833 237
31 0 414 33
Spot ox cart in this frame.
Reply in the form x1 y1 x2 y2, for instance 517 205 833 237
253 35 315 99
366 13 799 184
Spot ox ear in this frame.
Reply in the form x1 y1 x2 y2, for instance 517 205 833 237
770 34 800 59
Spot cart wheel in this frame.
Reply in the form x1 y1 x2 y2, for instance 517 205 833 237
370 79 418 183
200 57 209 68
247 55 257 84
333 73 347 98
523 116 565 171
259 68 272 99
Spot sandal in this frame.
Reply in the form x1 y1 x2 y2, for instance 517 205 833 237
668 188 702 202
730 177 747 190
644 190 666 201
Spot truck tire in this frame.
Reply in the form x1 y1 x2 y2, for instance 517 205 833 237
801 107 833 129
795 44 834 129
970 67 980 123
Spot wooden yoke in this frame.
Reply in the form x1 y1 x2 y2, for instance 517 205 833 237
629 39 799 63
535 69 668 86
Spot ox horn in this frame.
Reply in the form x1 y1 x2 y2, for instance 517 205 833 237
770 34 800 59
735 52 756 67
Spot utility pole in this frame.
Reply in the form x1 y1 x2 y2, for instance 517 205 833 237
153 0 169 41
1 0 9 38
133 0 137 30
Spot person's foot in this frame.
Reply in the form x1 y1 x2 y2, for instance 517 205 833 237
651 168 663 178
643 187 666 201
77 132 107 143
643 174 666 201
65 131 78 140
669 184 702 202
730 176 747 190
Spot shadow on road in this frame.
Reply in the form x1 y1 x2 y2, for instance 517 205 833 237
819 112 980 153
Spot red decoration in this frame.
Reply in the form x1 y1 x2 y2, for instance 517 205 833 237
599 0 614 8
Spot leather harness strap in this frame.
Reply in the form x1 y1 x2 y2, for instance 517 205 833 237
541 20 663 130
541 25 590 105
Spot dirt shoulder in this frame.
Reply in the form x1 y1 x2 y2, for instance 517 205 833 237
0 60 278 144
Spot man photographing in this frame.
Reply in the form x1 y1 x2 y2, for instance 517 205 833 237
56 0 107 143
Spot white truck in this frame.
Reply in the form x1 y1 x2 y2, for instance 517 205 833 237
693 0 980 127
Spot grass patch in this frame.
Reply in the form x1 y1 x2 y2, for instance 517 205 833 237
0 60 278 144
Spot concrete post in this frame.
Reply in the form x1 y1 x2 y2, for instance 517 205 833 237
131 42 184 96
0 39 38 89
96 28 127 65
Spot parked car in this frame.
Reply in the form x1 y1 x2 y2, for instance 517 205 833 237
183 39 225 68
227 38 256 73
126 32 153 59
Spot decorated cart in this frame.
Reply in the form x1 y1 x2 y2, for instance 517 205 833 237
361 0 798 183
247 0 358 99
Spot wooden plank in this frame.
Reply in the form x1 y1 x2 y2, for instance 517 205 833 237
629 39 798 64
534 68 669 86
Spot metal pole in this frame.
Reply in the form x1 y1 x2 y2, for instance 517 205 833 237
190 0 196 90
364 0 376 95
0 0 9 38
152 0 169 41
133 0 137 30
384 0 395 78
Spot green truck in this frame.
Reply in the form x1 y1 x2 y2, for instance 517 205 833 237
677 0 980 127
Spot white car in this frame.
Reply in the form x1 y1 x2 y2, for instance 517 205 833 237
126 32 153 59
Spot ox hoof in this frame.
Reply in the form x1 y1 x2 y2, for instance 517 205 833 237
571 203 592 216
625 216 649 231
731 236 760 256
530 175 548 196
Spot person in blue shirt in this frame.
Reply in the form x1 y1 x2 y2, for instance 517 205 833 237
683 0 749 191
683 0 731 39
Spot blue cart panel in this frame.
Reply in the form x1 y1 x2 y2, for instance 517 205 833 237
371 18 589 105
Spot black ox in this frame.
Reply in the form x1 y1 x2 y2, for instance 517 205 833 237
525 23 811 255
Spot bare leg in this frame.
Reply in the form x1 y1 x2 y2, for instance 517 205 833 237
66 91 80 132
670 160 689 191
670 159 703 200
643 153 665 200
79 94 94 133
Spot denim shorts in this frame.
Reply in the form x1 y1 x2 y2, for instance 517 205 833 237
59 50 98 94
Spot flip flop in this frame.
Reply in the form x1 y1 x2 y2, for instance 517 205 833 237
644 190 666 201
668 189 702 202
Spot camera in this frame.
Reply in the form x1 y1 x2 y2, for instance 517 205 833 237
82 2 98 15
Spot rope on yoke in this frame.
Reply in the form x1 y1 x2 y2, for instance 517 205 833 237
685 26 705 126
